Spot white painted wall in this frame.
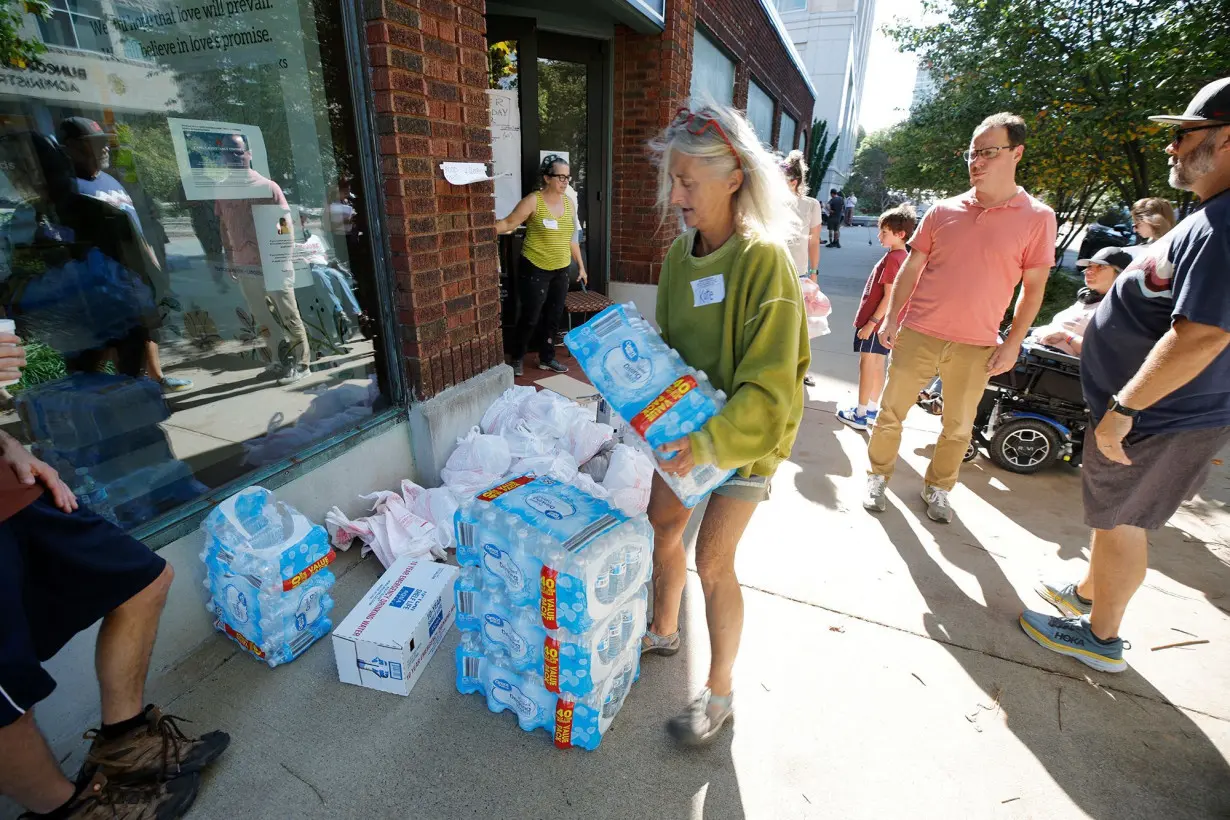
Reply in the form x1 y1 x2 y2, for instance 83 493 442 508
609 281 660 330
29 422 415 758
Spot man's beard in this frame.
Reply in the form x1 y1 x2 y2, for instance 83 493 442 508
1170 130 1218 190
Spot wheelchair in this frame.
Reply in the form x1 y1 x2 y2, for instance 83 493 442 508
963 342 1089 474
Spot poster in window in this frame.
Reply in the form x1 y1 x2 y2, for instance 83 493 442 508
167 117 271 201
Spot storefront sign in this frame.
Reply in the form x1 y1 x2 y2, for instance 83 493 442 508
111 0 286 72
0 52 179 112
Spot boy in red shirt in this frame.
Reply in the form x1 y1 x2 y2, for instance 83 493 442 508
837 205 917 431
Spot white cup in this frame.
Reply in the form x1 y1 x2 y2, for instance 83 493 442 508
0 319 21 387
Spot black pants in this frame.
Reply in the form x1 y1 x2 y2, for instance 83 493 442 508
512 257 569 364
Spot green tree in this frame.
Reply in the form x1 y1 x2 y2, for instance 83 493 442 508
806 119 839 197
0 1 49 68
845 127 905 213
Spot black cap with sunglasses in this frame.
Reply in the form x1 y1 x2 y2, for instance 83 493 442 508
1149 77 1230 144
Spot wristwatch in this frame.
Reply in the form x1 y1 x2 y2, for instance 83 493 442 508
1107 394 1140 418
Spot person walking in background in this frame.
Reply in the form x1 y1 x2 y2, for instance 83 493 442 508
1130 196 1176 247
825 188 845 248
640 104 808 746
780 149 822 387
837 204 917 431
863 112 1057 523
1022 77 1230 673
844 192 858 227
496 154 588 377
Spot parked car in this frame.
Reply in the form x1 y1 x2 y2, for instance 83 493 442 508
1078 206 1139 260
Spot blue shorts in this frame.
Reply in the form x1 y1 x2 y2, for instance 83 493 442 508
0 494 166 727
853 330 891 356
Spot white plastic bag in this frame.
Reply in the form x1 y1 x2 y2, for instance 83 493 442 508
571 472 611 500
499 418 555 458
563 419 614 465
519 389 574 439
602 444 654 515
400 480 459 550
441 427 512 497
511 451 579 484
800 278 832 339
480 385 536 434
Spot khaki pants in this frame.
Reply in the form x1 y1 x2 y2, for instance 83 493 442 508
238 274 311 367
867 327 994 491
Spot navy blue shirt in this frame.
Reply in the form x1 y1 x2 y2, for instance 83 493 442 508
1082 190 1230 434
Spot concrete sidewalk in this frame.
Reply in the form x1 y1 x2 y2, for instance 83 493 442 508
12 234 1229 819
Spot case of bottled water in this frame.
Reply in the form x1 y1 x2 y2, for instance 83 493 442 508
456 632 640 750
454 475 652 634
200 487 337 667
564 303 734 507
454 577 646 698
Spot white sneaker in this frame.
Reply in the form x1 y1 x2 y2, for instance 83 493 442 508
921 484 953 523
863 474 888 512
278 364 311 385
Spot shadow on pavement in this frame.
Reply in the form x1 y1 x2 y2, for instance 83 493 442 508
875 461 1230 819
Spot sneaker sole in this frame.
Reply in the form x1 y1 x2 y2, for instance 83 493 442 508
1018 615 1126 673
667 712 734 747
641 643 681 657
538 365 568 373
1035 584 1088 618
836 414 869 432
862 497 886 512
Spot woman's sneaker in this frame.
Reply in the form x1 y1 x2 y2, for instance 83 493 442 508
836 407 871 431
538 359 568 374
641 629 681 656
667 689 734 747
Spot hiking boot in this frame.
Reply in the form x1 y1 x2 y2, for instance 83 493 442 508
863 474 888 512
667 689 734 747
1035 579 1092 618
921 484 953 523
19 772 200 820
641 629 681 657
82 706 230 784
1019 610 1127 673
538 359 568 374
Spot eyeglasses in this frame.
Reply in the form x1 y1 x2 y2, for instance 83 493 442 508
671 108 742 170
548 173 572 182
961 145 1015 163
1170 122 1227 147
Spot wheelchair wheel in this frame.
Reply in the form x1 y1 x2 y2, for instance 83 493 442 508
990 418 1061 474
963 442 978 462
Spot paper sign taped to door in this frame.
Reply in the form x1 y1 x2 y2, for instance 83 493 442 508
441 162 509 185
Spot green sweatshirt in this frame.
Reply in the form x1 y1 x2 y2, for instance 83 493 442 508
656 229 810 479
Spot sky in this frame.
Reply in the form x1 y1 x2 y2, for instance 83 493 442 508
858 0 924 134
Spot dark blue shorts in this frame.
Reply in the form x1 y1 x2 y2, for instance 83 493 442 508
0 494 166 727
853 330 891 356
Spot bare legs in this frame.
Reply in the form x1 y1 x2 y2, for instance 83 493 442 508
1075 525 1147 640
857 351 887 407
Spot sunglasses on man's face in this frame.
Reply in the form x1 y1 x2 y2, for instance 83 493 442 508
1170 122 1227 147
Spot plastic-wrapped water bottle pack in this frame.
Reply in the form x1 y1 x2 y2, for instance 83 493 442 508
453 474 651 748
200 487 337 667
564 303 734 507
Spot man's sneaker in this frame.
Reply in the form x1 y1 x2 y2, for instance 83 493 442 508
511 359 524 377
836 407 870 431
863 474 888 512
921 484 953 523
667 689 734 747
803 374 816 386
19 772 201 820
82 706 231 784
641 629 681 657
278 364 310 385
158 377 192 393
1019 610 1127 673
538 359 568 374
1035 580 1092 618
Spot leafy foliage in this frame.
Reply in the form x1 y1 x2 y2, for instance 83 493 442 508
0 1 49 69
805 119 839 196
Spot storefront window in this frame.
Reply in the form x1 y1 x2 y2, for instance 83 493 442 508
690 29 734 107
746 80 775 148
0 1 388 532
777 112 797 153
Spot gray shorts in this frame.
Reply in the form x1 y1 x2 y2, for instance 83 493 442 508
1082 425 1230 530
712 474 772 504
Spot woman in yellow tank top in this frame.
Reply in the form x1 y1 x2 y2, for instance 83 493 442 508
495 155 588 376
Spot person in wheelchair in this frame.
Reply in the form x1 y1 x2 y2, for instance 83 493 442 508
917 245 1132 414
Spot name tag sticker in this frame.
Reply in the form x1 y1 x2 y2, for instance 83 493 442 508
543 219 559 230
691 274 725 307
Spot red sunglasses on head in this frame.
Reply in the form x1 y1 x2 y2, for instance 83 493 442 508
671 108 742 170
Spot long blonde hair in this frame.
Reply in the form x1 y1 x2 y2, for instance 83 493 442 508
1130 197 1176 241
650 103 800 247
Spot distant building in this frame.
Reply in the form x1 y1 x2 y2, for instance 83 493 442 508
775 0 876 195
911 65 936 112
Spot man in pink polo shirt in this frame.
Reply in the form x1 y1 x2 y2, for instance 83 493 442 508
863 112 1057 522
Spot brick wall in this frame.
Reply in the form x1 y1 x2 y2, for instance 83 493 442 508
609 0 814 286
698 0 814 147
365 0 502 401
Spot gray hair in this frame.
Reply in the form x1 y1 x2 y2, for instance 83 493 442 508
650 103 801 247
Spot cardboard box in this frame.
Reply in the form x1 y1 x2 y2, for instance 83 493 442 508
332 557 458 696
537 373 610 424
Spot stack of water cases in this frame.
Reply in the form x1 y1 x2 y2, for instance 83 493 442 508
200 488 336 667
16 373 205 527
564 303 733 507
454 475 652 750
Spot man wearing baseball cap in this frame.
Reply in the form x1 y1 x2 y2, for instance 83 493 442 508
1021 77 1230 673
1027 246 1133 356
